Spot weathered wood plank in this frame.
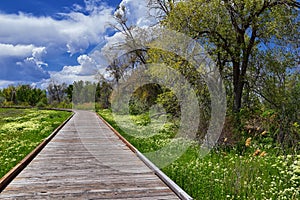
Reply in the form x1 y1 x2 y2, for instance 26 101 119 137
0 110 179 199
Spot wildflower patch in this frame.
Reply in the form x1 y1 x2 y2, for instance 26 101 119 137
0 108 71 178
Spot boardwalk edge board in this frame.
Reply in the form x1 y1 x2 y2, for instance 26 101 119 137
0 109 74 192
97 113 193 200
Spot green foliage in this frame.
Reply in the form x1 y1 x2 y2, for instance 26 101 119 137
164 0 299 112
72 81 96 104
0 78 113 109
99 109 299 199
70 80 113 110
130 113 151 126
98 109 178 152
97 81 112 109
0 96 5 106
156 90 180 117
0 108 72 178
0 84 47 106
129 84 163 115
164 148 299 200
47 82 67 104
36 101 47 108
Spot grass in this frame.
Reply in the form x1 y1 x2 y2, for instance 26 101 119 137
99 109 178 153
98 109 299 200
0 108 72 178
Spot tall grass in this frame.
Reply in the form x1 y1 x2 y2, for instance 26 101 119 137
98 109 299 200
0 108 71 178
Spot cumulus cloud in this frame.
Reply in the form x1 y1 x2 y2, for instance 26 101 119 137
23 46 48 69
0 0 158 87
0 43 36 57
0 44 49 82
77 54 98 75
44 66 105 88
0 6 112 55
43 53 106 87
0 0 115 86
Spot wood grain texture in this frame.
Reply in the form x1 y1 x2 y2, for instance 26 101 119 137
0 110 179 199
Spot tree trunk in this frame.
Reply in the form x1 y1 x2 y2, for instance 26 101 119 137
233 81 243 113
233 61 244 113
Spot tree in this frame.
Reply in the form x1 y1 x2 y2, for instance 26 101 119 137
164 0 299 113
0 89 5 105
47 82 67 104
29 88 47 106
252 49 300 147
98 80 113 109
16 85 31 105
148 0 175 18
2 85 17 104
65 84 73 103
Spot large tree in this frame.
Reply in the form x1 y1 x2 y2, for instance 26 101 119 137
162 0 299 113
47 82 67 104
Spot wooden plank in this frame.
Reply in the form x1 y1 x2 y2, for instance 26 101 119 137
0 110 180 199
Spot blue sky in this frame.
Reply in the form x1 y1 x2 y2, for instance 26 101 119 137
0 0 155 88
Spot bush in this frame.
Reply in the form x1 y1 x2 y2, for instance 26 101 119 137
0 96 5 105
36 101 46 108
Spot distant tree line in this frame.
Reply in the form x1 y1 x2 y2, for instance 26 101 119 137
0 85 47 107
0 79 112 109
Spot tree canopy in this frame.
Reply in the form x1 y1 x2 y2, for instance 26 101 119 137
163 0 299 112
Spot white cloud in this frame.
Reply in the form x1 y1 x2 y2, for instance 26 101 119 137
32 47 47 60
77 55 98 75
0 44 49 82
0 4 113 55
23 46 48 69
0 0 115 85
116 0 158 28
43 53 106 87
0 0 160 87
44 66 105 88
0 43 36 57
0 80 15 88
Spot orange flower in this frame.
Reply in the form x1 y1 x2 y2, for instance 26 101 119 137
261 131 267 136
245 137 251 147
259 151 267 157
253 149 261 156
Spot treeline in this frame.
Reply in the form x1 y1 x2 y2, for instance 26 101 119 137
0 85 47 107
0 80 112 109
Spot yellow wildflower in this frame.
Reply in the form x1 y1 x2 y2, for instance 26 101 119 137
245 137 251 147
253 149 261 156
259 151 267 157
261 130 267 136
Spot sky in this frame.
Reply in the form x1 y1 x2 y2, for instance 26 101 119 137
0 0 156 88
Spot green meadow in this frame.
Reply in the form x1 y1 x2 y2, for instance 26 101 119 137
98 109 299 200
0 108 71 178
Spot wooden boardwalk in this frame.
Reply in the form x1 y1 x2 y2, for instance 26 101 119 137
0 110 180 199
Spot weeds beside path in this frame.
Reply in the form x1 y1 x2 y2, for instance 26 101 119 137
98 109 299 200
